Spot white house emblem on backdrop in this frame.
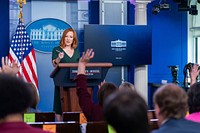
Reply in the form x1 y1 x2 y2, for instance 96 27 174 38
26 18 71 53
111 39 127 52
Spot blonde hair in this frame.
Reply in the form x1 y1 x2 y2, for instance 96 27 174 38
119 82 135 92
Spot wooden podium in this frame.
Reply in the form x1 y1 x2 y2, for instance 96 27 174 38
50 63 112 112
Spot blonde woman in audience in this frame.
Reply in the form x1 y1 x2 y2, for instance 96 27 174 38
119 81 135 92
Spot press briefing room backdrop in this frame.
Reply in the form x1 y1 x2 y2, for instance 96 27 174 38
0 0 199 111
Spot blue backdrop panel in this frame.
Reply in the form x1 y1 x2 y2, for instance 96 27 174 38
0 0 9 65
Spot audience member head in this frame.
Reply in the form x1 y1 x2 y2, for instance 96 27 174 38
103 90 149 133
27 82 40 110
119 81 135 92
97 82 118 106
153 83 188 123
60 28 78 49
0 73 33 120
188 82 200 114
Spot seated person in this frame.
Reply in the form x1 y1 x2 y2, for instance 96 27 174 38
75 49 118 121
103 90 149 133
152 83 200 133
0 73 50 133
186 82 200 123
0 57 40 113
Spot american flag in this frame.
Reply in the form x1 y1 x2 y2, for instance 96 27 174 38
9 20 38 89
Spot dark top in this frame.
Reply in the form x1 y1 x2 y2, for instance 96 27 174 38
75 74 104 122
52 46 80 114
0 122 50 133
52 46 80 63
152 118 200 133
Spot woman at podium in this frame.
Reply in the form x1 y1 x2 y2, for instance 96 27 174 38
52 28 80 121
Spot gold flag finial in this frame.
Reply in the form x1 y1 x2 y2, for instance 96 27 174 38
17 0 26 22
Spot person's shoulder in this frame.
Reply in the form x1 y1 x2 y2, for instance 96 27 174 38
167 118 194 127
151 130 160 133
53 46 61 50
152 127 174 133
162 118 200 132
151 119 176 133
178 119 200 132
152 118 200 133
52 46 62 53
74 48 80 53
182 118 200 126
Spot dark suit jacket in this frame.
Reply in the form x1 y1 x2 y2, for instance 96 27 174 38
152 118 200 133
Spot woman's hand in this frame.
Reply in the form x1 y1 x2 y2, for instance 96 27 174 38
58 52 64 59
52 51 64 67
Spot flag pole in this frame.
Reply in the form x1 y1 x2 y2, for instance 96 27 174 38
17 0 26 72
17 0 26 22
